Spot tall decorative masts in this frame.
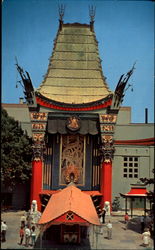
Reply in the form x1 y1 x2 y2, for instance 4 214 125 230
89 5 96 31
58 4 65 30
111 63 136 110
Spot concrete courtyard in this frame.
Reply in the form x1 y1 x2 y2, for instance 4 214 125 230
1 210 154 249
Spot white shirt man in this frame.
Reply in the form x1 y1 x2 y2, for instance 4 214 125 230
25 227 31 247
107 221 112 239
1 221 8 242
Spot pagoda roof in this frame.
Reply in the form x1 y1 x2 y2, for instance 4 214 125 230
120 185 148 197
37 22 112 105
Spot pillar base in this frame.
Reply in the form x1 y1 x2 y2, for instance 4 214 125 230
100 160 112 211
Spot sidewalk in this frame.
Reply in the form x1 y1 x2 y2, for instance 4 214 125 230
1 211 40 249
1 210 154 249
89 215 154 250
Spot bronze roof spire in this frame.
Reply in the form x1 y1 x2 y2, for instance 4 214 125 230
89 5 96 32
58 4 65 31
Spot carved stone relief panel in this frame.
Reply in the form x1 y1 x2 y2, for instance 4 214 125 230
59 134 85 185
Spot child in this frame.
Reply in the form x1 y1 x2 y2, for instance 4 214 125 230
124 213 129 230
19 226 24 245
106 220 112 239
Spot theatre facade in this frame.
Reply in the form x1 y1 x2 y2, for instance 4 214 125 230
2 11 154 213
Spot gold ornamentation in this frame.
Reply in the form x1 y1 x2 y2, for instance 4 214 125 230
104 159 111 163
66 116 80 131
63 164 81 183
102 135 113 143
30 112 47 121
33 133 44 142
60 135 84 185
100 114 117 123
101 125 114 132
32 123 46 130
100 136 115 162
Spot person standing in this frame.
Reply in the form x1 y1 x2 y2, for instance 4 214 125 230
19 226 25 245
148 220 153 238
106 220 112 239
25 226 31 247
124 213 129 230
30 225 36 246
20 213 26 228
102 207 106 224
140 215 145 233
142 228 151 247
1 221 8 242
1 220 4 242
98 209 103 223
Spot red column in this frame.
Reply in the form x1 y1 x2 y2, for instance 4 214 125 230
100 160 112 210
30 160 42 211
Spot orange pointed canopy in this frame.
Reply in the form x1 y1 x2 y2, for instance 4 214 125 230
38 184 100 227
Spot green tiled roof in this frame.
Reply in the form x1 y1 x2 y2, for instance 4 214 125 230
37 23 112 104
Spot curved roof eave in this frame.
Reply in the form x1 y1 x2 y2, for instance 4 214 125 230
35 91 113 108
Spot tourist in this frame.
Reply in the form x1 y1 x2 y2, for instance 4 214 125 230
106 220 112 239
1 220 4 242
30 225 36 246
140 215 145 233
25 226 31 247
148 220 153 238
26 210 33 228
102 207 106 224
20 213 26 227
98 208 103 223
124 213 129 230
142 228 151 247
1 221 8 242
19 226 24 245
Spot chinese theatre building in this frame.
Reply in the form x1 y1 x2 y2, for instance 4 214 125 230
2 9 154 214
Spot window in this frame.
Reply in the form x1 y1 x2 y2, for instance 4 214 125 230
123 156 139 178
66 212 74 220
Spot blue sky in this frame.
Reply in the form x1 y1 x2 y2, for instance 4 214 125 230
2 0 154 123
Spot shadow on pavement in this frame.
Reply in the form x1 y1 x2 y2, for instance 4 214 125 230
119 217 141 234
